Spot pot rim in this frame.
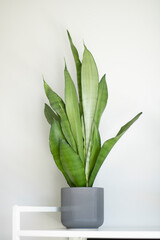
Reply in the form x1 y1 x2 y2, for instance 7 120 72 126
61 187 104 190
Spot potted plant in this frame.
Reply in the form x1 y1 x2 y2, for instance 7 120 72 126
43 31 142 228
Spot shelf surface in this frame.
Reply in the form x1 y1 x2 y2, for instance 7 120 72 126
19 227 160 239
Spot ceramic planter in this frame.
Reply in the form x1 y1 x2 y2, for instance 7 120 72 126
61 187 104 228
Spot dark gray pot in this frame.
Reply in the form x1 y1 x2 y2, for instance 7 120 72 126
61 187 104 228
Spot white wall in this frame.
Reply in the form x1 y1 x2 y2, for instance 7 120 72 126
0 0 160 239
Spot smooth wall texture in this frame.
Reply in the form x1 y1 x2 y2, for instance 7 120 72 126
0 0 160 239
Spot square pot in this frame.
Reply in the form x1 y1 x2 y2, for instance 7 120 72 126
61 187 104 228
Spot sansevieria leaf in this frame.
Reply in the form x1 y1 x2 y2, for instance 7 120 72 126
89 112 142 186
49 120 75 187
60 139 86 187
65 65 84 162
44 79 76 151
94 74 108 128
81 46 99 177
89 122 101 176
44 80 65 117
44 103 59 125
67 31 82 114
81 115 86 157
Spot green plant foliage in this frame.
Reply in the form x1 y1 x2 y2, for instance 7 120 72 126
94 74 108 128
65 65 84 162
43 31 142 187
60 139 86 187
44 79 77 151
44 103 59 125
81 46 99 158
67 31 82 115
49 120 74 187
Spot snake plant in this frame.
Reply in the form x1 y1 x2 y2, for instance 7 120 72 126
43 31 142 187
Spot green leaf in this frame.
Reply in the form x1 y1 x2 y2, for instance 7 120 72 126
43 79 77 151
49 120 75 187
116 112 142 136
94 74 108 127
60 112 77 152
65 66 84 162
44 103 59 125
81 46 99 178
89 112 142 186
60 139 86 187
81 115 86 158
89 122 101 176
85 122 101 184
44 80 65 117
67 30 82 114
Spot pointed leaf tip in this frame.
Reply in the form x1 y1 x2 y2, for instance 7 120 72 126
83 41 87 49
67 30 71 39
64 58 67 69
42 75 45 84
43 79 46 87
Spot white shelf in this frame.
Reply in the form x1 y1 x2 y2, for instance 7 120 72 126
19 228 160 239
12 206 160 239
